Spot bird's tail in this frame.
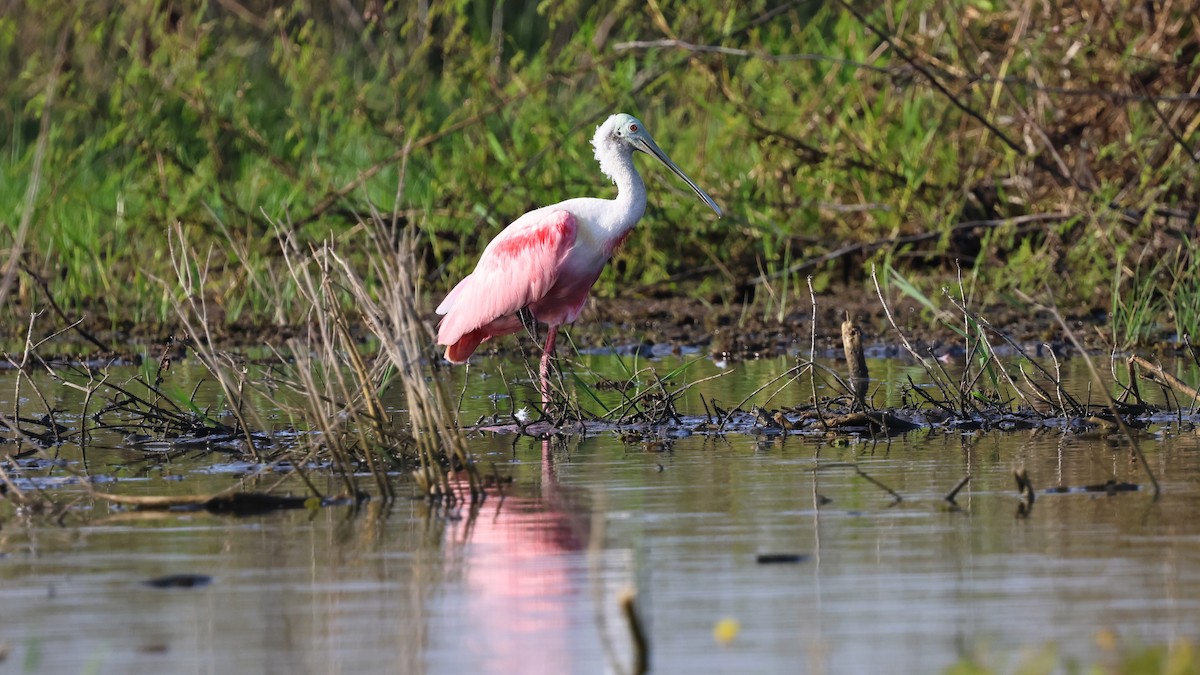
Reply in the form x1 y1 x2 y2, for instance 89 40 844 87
444 328 487 364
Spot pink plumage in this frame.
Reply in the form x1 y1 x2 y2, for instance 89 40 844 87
435 113 721 404
436 209 577 362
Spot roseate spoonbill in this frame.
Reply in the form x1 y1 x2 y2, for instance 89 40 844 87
435 113 722 404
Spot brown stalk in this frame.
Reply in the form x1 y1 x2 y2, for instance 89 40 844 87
619 588 650 675
1128 355 1200 404
807 277 827 431
842 314 869 410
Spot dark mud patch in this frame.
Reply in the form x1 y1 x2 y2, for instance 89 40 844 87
2 287 1127 365
470 294 1117 362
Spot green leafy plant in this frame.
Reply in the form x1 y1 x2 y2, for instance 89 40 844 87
2 1 1197 344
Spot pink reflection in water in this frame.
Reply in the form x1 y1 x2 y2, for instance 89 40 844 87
438 439 599 673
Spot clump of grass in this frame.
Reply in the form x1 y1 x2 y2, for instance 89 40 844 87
878 264 1083 419
161 174 481 501
328 195 482 501
1110 248 1168 351
1160 241 1200 347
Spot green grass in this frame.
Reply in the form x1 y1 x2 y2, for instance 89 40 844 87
2 1 1198 345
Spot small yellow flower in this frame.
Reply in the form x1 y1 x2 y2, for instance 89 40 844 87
713 617 740 646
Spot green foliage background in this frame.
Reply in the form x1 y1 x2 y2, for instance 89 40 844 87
2 0 1198 341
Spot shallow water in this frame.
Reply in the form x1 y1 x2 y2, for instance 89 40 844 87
2 354 1200 673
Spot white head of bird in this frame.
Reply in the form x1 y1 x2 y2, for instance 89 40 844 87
435 112 721 404
592 113 723 218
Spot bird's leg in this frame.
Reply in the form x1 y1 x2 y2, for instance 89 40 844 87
540 326 558 409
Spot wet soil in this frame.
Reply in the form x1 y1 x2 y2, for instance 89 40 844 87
0 285 1140 364
463 291 1129 364
583 294 1085 356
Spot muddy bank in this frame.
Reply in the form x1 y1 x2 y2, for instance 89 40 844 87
2 286 1125 363
477 292 1125 362
581 294 1097 357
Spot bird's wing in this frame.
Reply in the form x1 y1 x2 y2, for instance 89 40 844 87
436 209 577 345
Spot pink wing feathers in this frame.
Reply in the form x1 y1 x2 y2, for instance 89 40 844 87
437 210 577 363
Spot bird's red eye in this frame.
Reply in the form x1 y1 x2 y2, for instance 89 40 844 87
629 124 638 132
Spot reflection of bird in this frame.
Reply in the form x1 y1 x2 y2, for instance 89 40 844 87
436 113 722 403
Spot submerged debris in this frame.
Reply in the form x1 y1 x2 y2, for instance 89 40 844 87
143 574 213 589
1044 480 1140 495
755 553 810 564
92 489 366 516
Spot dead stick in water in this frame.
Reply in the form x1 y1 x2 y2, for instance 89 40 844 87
807 277 827 432
1129 355 1200 403
1014 467 1036 514
89 490 328 515
944 474 971 504
91 492 213 508
855 466 903 504
619 588 649 675
1123 355 1143 405
1014 468 1033 499
818 463 903 503
842 314 869 409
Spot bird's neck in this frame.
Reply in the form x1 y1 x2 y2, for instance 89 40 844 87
600 147 647 235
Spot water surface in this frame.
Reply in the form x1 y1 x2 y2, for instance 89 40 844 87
2 354 1199 673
